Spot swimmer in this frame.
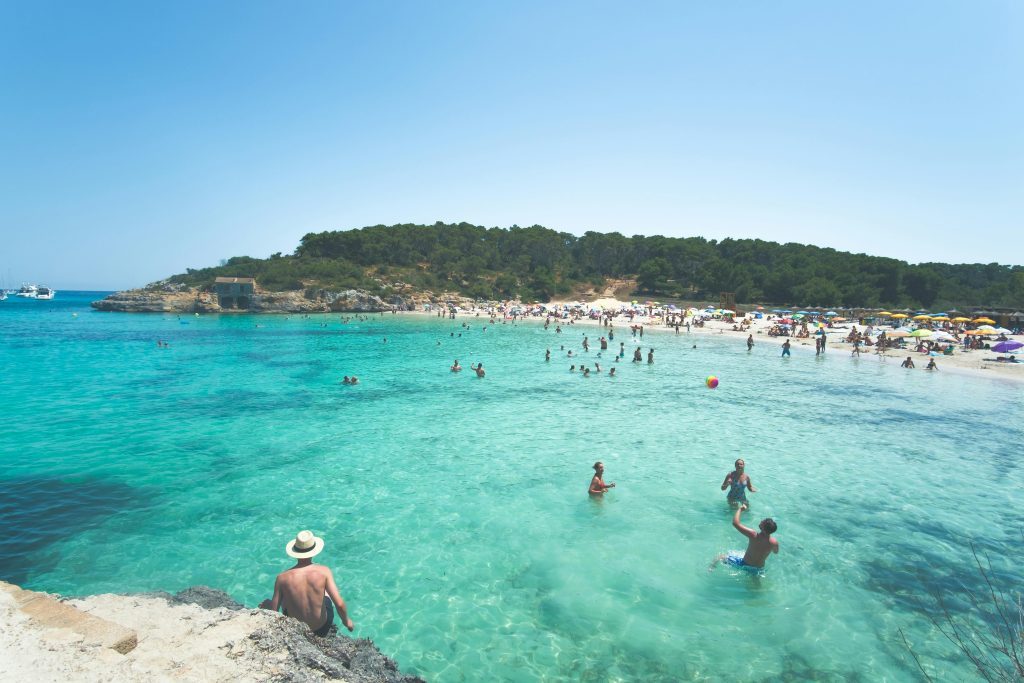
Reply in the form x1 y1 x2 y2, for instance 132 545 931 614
926 358 938 371
342 376 351 384
609 367 616 376
710 504 778 572
570 365 575 372
348 376 359 385
721 459 756 507
647 348 654 364
747 334 754 351
451 360 462 372
472 363 485 378
545 349 551 361
781 339 791 357
583 367 590 377
901 356 915 369
588 461 615 496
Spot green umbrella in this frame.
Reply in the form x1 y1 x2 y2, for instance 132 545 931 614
909 328 933 337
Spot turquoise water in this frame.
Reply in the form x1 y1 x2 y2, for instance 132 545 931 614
2 292 1022 681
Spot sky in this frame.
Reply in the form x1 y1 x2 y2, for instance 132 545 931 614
1 1 1022 290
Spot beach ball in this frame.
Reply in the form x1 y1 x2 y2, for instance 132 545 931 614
706 376 719 389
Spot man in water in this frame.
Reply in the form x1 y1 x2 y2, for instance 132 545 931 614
747 334 754 351
451 359 462 372
260 530 354 636
721 459 757 506
711 505 779 572
588 461 615 495
472 362 485 377
781 339 791 357
901 356 915 369
926 358 938 370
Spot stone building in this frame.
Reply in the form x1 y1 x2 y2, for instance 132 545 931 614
213 277 256 309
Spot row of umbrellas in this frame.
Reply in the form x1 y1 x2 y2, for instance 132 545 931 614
877 312 996 324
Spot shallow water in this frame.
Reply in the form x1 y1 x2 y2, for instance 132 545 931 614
2 292 1021 681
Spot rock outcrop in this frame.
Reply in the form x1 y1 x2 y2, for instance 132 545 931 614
1 582 425 682
91 287 418 314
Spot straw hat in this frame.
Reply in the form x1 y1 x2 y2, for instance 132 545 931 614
286 530 324 559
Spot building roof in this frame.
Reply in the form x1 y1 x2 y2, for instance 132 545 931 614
214 277 256 284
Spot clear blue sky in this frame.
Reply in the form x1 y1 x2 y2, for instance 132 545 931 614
2 1 1021 290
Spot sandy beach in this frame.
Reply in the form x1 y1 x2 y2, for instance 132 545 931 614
413 297 1024 385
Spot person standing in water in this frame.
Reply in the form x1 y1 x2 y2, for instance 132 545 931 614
588 461 615 495
721 459 757 506
710 505 779 572
472 363 485 377
781 339 791 357
747 334 754 351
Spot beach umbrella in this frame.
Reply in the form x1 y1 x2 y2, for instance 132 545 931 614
721 309 735 315
951 317 971 323
991 341 1024 353
977 325 997 332
912 314 932 320
909 329 933 337
825 311 838 316
887 330 910 337
973 317 996 324
796 310 810 315
793 313 805 319
930 315 950 321
833 317 847 322
891 313 908 319
929 331 956 342
877 311 893 316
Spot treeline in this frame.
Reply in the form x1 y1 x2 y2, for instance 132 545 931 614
167 222 1024 309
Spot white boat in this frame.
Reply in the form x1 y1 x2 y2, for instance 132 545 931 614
36 286 56 300
0 291 6 301
16 284 39 298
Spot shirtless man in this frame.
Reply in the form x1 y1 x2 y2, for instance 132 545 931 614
588 461 615 495
747 334 754 351
472 363 485 377
451 359 462 372
260 530 354 636
721 459 757 506
711 504 779 572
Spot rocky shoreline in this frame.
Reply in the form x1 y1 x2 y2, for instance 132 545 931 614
1 583 425 682
90 286 427 314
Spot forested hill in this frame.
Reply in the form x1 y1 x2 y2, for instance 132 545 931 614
167 222 1024 309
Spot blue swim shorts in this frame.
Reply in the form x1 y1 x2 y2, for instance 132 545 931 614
724 551 764 575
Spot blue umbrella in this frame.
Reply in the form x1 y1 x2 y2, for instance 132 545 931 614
991 341 1023 353
825 311 837 316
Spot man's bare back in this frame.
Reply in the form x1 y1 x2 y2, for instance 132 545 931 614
260 532 354 635
734 504 778 568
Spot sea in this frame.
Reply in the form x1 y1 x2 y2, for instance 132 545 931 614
1 291 1021 682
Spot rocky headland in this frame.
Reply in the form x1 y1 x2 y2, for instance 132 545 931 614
1 582 425 682
90 285 434 314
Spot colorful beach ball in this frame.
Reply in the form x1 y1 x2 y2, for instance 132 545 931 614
706 376 719 389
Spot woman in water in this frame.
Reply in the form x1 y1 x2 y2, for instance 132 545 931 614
589 461 616 496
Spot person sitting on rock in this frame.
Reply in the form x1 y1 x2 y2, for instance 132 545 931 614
260 530 354 636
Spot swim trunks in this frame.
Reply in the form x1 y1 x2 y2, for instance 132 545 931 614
724 551 764 575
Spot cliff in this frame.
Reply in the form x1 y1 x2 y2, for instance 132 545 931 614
1 582 425 682
90 286 422 314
